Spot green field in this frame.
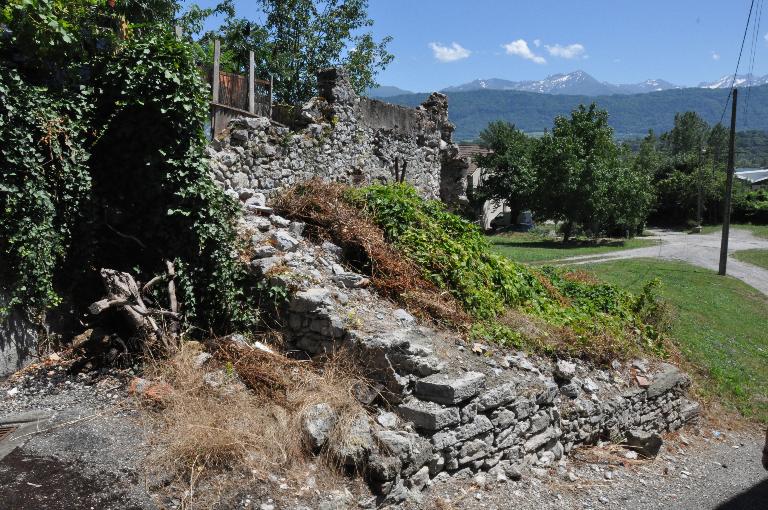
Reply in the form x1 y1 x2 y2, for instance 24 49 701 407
699 224 768 239
581 258 768 422
733 249 768 270
487 233 657 264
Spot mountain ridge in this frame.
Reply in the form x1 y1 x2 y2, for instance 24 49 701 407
382 84 768 140
368 71 768 98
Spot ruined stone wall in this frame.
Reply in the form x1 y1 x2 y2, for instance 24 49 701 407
207 69 467 203
238 193 700 504
285 285 699 482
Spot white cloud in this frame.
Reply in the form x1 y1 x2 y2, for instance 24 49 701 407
428 42 471 62
545 43 586 59
711 51 720 61
503 39 546 64
533 39 541 47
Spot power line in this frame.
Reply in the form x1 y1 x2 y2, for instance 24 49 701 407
719 0 756 126
744 0 764 126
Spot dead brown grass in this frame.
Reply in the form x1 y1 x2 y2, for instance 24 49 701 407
143 340 368 508
274 180 470 327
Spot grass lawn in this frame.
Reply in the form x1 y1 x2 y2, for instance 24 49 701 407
700 223 768 239
581 258 768 422
487 232 657 264
733 249 768 270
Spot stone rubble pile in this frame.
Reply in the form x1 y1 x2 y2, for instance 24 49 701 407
233 192 702 506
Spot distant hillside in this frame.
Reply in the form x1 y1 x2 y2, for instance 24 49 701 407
386 86 768 140
365 85 414 98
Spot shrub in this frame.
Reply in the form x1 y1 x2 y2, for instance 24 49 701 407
349 182 667 361
87 31 256 332
0 67 91 315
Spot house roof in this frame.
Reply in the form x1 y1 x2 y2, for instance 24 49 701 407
457 144 492 158
735 168 768 183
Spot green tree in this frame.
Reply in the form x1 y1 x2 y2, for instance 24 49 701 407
641 112 729 225
199 0 393 104
473 121 535 220
531 104 635 239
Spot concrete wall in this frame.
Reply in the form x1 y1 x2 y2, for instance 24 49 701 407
0 292 37 379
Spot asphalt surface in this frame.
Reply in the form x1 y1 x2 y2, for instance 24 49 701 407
558 229 768 296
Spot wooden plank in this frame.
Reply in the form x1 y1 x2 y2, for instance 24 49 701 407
212 39 221 104
248 51 255 114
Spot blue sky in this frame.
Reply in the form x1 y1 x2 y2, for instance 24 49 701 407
183 0 768 91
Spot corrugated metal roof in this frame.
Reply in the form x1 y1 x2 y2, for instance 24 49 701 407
735 168 768 183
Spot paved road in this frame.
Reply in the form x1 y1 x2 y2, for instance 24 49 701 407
557 229 768 296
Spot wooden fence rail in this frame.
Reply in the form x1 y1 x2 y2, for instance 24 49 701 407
210 39 273 137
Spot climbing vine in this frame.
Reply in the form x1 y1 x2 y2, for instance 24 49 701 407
0 67 92 316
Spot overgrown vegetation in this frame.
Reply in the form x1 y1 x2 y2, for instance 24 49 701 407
146 340 365 507
279 181 669 362
88 32 255 331
1 1 255 334
0 68 91 315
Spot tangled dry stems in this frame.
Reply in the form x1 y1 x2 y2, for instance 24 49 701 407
274 180 470 327
144 340 368 507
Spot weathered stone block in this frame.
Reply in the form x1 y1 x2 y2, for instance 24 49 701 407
625 429 663 458
396 399 460 431
414 371 486 405
524 426 559 453
302 403 337 450
431 415 493 450
475 382 517 412
647 366 689 398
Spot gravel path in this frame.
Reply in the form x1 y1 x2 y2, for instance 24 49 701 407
422 424 768 510
2 361 767 509
556 229 768 296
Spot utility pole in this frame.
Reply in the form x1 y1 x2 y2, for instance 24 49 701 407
718 88 738 276
696 148 704 232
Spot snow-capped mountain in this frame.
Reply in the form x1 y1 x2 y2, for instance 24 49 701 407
698 74 768 89
441 71 680 96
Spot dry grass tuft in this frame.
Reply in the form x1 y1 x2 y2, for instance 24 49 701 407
274 180 470 327
143 341 368 507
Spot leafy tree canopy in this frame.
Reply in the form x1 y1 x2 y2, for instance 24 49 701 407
193 0 393 104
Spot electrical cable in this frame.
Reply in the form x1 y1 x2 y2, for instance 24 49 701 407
718 0 756 126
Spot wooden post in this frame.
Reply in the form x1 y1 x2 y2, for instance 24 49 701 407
211 39 221 138
174 25 182 40
719 88 738 276
269 73 274 118
212 39 221 104
248 51 255 114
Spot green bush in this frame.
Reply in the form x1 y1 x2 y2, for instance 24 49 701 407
352 183 666 360
88 31 256 332
0 67 91 315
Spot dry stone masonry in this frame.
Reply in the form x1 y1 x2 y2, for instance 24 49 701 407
236 193 701 506
207 68 468 205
